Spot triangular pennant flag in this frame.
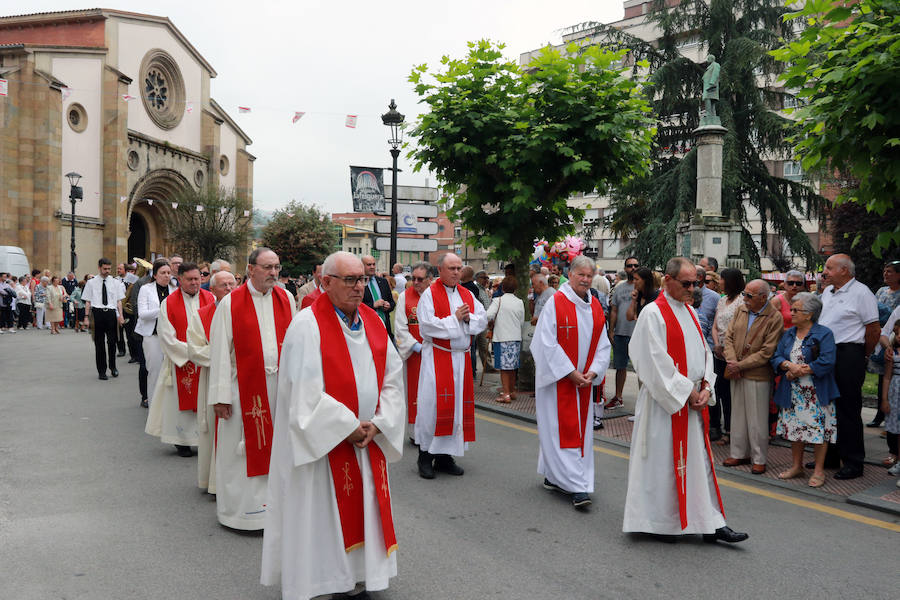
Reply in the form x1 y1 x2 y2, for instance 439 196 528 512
243 210 251 217
238 106 251 113
196 205 204 212
185 102 193 114
345 115 357 128
220 207 227 214
61 86 72 101
292 111 305 123
171 202 178 209
147 199 153 206
122 94 135 101
119 196 127 204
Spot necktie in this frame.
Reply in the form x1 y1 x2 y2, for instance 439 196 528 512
102 278 108 306
369 279 380 303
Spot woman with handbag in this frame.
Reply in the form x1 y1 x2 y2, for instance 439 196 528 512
33 276 49 330
771 292 839 488
45 276 67 334
485 276 525 403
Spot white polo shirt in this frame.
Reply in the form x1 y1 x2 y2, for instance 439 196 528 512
819 278 879 344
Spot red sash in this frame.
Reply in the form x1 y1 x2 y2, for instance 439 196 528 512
404 287 423 424
429 281 476 441
553 291 605 456
231 284 293 477
654 293 724 530
165 288 214 412
198 301 218 447
300 287 323 309
312 294 397 556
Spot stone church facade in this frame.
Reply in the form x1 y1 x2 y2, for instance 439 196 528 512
0 8 253 273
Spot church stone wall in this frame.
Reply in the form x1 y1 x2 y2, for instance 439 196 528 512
218 123 238 191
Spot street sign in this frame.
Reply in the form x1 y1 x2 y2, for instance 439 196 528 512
374 219 438 235
374 237 438 252
375 202 438 218
384 185 439 202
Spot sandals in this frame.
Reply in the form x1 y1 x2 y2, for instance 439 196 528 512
496 393 512 404
881 455 898 467
808 474 826 488
778 468 804 480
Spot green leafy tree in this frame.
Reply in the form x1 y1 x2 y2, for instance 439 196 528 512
408 39 654 299
831 201 900 289
164 186 252 263
261 200 338 276
580 0 824 271
773 0 900 257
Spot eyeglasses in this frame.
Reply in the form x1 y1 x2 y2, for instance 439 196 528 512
327 274 369 287
741 291 759 298
677 279 697 289
200 271 210 277
625 263 639 269
704 278 712 283
411 276 428 283
789 308 810 313
785 281 804 287
252 263 282 272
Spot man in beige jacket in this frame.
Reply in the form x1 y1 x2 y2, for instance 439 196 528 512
723 279 783 474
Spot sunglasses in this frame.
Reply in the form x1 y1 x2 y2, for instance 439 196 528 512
704 278 712 283
411 276 428 283
625 263 639 268
741 291 760 298
785 281 804 286
200 271 210 277
677 279 697 289
789 308 810 313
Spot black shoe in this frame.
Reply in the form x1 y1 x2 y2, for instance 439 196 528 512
99 373 108 380
140 398 149 408
110 368 119 377
175 445 194 457
833 466 863 480
651 534 681 544
332 592 371 600
709 427 722 442
866 420 883 428
703 526 749 544
417 449 435 479
433 454 464 476
543 478 566 494
128 358 138 364
117 351 126 357
806 460 839 470
572 492 592 508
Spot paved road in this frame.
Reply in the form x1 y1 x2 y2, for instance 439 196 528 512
1 328 897 599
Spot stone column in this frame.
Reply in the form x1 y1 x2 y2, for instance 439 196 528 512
694 124 727 217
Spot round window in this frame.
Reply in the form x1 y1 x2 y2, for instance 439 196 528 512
139 49 185 130
194 169 205 186
67 103 88 133
219 155 230 176
127 150 140 171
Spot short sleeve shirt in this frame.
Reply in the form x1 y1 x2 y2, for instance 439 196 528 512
611 281 636 337
819 278 879 344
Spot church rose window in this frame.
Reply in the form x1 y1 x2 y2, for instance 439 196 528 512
139 49 185 130
67 103 87 133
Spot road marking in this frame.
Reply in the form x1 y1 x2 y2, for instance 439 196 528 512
476 412 900 533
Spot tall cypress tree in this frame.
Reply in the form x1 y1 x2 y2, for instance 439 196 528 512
576 0 824 271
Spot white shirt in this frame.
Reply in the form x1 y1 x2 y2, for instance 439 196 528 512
882 305 900 338
82 275 126 311
819 278 879 344
394 273 407 290
485 292 525 342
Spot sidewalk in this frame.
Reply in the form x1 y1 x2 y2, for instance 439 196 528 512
474 369 900 517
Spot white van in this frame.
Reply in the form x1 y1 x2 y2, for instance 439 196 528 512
0 246 31 278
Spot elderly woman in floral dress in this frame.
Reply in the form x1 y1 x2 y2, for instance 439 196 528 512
771 293 839 488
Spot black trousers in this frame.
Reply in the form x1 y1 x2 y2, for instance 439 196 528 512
709 356 732 433
825 343 867 471
17 304 31 329
131 329 148 400
124 314 140 360
0 305 13 329
92 308 118 375
116 320 126 355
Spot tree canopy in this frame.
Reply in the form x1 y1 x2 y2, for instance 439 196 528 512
260 200 338 276
164 186 252 263
407 39 655 293
581 0 824 271
773 0 900 258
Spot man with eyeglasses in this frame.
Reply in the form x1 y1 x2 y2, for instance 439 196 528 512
624 257 748 543
817 254 880 479
868 260 900 427
395 262 433 443
262 251 405 600
606 257 640 410
207 247 296 530
722 279 783 475
362 255 396 340
695 265 720 348
413 253 488 479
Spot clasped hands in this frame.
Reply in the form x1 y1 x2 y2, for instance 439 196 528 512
725 361 742 379
346 421 380 448
566 369 597 388
781 361 810 381
688 386 711 411
455 304 470 323
374 299 391 310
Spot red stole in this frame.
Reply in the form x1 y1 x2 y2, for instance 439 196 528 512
654 293 724 530
198 301 219 448
166 288 214 412
300 287 323 309
231 284 293 477
312 294 397 556
429 280 476 441
404 287 423 424
553 291 605 456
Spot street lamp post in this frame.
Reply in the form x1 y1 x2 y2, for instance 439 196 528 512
66 172 83 274
381 99 405 269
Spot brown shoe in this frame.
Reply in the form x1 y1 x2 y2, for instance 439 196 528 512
751 463 766 475
722 457 751 467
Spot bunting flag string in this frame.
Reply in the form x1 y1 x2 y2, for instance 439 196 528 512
110 192 254 217
345 115 358 128
292 111 305 123
0 79 7 97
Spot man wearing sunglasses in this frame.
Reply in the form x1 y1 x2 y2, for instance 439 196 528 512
606 257 640 410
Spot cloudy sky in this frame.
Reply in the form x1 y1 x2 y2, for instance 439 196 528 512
20 0 623 213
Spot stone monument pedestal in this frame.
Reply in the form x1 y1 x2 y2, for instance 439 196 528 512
675 124 745 270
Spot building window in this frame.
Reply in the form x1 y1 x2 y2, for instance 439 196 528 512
127 150 140 171
583 208 599 225
139 49 185 130
783 160 802 180
194 169 205 187
602 239 621 258
219 155 230 176
67 103 88 133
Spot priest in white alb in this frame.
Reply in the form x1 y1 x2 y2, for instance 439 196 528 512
187 270 236 493
207 248 296 530
145 262 214 457
623 257 748 543
261 251 405 600
393 261 432 443
414 253 487 479
531 255 611 509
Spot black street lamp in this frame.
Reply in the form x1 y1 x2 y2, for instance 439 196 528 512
381 99 404 269
66 172 83 274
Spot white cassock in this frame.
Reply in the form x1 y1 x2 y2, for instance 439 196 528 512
187 307 216 493
261 308 405 600
394 290 421 426
145 293 201 447
414 284 487 456
531 283 611 493
208 282 296 530
623 291 725 535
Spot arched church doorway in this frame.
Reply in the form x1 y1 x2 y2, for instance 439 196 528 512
128 211 149 261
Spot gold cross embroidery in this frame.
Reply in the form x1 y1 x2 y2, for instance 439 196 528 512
243 395 270 450
180 361 196 389
342 461 354 497
559 314 576 341
677 441 687 496
379 461 389 498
